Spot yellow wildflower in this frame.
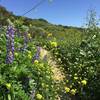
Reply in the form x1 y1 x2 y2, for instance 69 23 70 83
34 60 39 64
74 73 77 76
66 80 69 83
15 52 18 56
50 41 57 47
28 54 32 59
28 33 31 38
6 83 11 89
78 81 81 84
36 93 43 100
74 76 78 80
70 89 77 95
65 87 70 93
81 80 87 85
47 33 52 37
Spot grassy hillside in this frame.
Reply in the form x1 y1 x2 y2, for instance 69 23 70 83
0 5 83 38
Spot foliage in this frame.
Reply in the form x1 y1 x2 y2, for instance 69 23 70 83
0 6 100 100
0 27 58 100
47 10 100 100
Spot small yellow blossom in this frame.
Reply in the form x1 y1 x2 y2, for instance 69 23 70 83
6 83 11 89
65 87 70 93
47 33 52 37
81 80 87 85
34 60 39 64
78 81 81 84
36 93 43 100
74 76 78 80
70 89 77 95
66 80 69 83
50 41 57 47
28 33 31 38
74 73 77 76
28 54 32 59
15 52 18 56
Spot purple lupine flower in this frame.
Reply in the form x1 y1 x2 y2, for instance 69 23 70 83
6 25 15 64
32 46 41 63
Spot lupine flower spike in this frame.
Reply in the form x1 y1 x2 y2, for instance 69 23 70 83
32 46 41 63
6 25 15 64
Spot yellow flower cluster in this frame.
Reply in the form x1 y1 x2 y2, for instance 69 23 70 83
28 54 32 59
73 73 78 80
6 83 11 90
74 76 78 80
34 60 39 64
65 87 70 93
70 89 77 95
81 80 87 85
50 41 57 47
36 93 43 100
47 33 52 37
65 86 77 95
15 52 18 57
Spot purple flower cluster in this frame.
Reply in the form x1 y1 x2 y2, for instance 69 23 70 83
32 46 41 63
6 26 15 64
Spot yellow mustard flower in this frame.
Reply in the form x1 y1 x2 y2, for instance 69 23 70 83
47 33 52 37
34 60 39 64
66 80 69 83
28 54 32 59
78 81 81 84
81 80 87 85
15 52 18 56
74 76 78 80
70 89 77 95
6 83 11 89
36 93 43 100
74 73 77 76
28 33 32 38
65 87 70 93
50 41 57 47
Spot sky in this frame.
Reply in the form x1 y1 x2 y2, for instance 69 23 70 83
0 0 100 27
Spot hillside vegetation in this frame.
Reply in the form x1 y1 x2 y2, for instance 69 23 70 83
0 6 100 100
